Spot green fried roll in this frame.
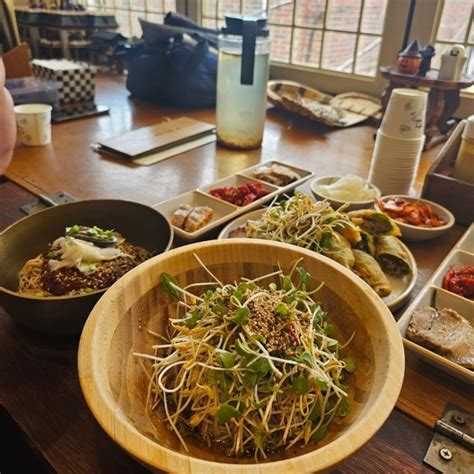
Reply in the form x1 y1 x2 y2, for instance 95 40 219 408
321 232 355 269
352 230 376 256
348 210 401 237
376 235 412 277
352 249 392 297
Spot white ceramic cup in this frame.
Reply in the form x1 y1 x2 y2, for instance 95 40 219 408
14 103 52 146
380 89 428 140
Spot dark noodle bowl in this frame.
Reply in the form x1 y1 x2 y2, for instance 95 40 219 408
19 240 152 297
0 200 173 334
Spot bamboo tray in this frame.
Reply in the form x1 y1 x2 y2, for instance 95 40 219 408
267 80 382 127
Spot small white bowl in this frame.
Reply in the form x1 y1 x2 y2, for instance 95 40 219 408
374 195 455 242
310 176 381 211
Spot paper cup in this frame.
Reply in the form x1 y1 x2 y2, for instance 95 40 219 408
14 103 52 146
368 131 424 195
380 89 427 140
376 129 425 149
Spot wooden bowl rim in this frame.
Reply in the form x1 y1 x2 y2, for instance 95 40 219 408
78 239 404 473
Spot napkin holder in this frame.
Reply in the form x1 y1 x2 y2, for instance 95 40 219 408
421 120 474 224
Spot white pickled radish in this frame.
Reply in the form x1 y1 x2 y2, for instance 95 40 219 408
317 175 377 201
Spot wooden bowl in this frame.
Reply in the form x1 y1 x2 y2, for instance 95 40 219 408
0 200 173 334
78 239 404 473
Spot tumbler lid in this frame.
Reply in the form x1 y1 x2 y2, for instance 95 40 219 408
221 15 269 37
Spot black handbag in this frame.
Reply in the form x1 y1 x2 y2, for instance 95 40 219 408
126 16 218 108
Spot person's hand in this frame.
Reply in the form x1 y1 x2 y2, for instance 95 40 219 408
0 57 16 175
0 56 6 86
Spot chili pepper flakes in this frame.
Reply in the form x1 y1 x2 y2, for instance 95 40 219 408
442 265 474 299
209 183 269 207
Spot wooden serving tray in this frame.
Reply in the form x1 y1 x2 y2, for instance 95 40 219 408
267 80 382 127
422 120 474 225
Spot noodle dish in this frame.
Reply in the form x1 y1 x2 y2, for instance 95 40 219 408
18 225 152 297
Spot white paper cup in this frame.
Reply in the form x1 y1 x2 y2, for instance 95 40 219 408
14 103 52 146
376 129 425 146
368 130 424 195
380 89 427 139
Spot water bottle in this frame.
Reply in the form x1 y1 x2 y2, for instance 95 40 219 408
216 15 271 150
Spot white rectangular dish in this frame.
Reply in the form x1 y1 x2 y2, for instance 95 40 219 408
153 161 314 241
397 223 474 384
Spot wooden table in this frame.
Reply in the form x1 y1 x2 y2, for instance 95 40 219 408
380 66 473 149
1 74 473 473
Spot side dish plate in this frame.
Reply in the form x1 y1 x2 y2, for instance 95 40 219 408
397 223 474 384
218 209 417 312
153 161 313 241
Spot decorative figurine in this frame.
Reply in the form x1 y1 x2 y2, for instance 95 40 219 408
397 39 422 75
438 44 467 81
417 44 435 76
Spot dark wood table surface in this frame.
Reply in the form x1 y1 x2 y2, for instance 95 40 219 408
1 74 473 473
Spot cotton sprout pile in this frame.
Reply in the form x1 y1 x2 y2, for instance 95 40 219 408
135 256 356 460
244 193 360 253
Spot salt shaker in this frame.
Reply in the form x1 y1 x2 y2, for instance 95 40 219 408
453 115 474 184
438 45 467 81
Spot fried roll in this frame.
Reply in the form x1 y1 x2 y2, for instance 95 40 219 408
321 233 355 269
352 249 392 297
352 230 376 256
348 210 401 237
375 235 412 277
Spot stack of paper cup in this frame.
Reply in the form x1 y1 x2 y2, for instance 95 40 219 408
369 89 427 195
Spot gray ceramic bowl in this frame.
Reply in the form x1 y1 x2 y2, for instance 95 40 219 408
0 200 173 334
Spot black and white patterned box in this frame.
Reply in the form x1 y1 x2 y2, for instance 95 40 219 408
32 59 96 105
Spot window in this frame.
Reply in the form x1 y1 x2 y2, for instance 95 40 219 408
430 0 474 77
201 0 388 78
81 1 472 114
84 1 176 38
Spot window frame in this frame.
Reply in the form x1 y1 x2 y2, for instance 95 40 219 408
193 0 473 116
86 0 473 116
190 0 439 97
429 0 474 116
